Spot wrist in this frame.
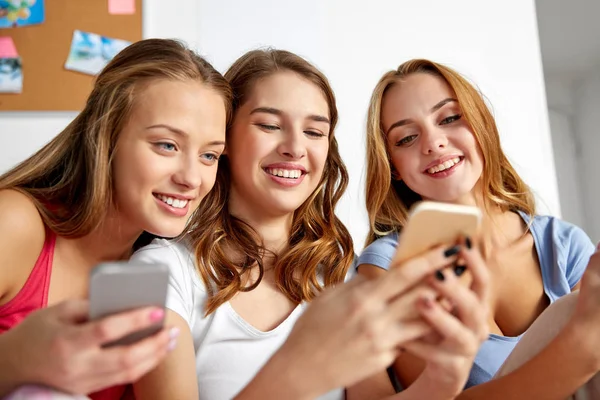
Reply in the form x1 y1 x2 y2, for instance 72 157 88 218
413 366 463 400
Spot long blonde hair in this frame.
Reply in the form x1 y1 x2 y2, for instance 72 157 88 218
0 39 232 241
365 59 535 246
186 49 354 315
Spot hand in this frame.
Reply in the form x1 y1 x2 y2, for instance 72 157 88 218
404 243 490 396
5 299 178 395
266 244 464 398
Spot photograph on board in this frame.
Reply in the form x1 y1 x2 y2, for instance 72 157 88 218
0 57 22 93
0 0 45 28
64 30 131 76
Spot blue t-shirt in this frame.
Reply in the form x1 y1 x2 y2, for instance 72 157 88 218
357 212 595 389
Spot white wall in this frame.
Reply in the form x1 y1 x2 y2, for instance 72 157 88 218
0 0 558 251
571 71 600 242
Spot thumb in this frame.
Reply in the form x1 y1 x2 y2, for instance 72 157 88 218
53 299 90 324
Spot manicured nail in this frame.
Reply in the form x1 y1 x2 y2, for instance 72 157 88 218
169 327 180 339
167 338 177 352
454 264 467 276
435 270 445 281
149 308 165 322
465 236 472 249
444 245 461 258
421 297 434 308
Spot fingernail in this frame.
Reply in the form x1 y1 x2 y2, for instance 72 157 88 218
168 338 177 352
421 297 434 308
149 308 165 322
435 270 445 281
454 265 467 276
444 245 461 258
465 236 472 249
169 327 180 339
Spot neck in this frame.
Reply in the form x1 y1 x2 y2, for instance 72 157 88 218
68 207 143 266
228 192 293 256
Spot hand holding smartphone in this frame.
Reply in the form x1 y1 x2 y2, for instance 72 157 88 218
89 262 169 347
391 201 482 284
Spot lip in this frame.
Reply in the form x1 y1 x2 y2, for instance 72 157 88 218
153 195 190 217
263 162 308 174
422 155 464 173
153 192 196 201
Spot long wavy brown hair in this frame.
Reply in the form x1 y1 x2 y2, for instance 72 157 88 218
0 39 232 245
365 59 535 246
185 49 354 315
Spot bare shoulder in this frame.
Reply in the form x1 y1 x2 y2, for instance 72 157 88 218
0 189 47 302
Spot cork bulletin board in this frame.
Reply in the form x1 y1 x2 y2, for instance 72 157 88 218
0 0 142 111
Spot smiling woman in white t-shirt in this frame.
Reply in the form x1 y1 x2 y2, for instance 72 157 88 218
130 49 490 400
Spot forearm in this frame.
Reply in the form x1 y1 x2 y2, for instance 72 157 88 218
458 323 599 400
0 330 29 397
235 347 318 400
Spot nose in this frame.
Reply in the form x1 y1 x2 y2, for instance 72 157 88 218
172 155 203 189
420 124 448 155
277 128 307 159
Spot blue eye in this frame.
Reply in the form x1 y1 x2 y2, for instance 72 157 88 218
202 153 219 161
156 142 176 151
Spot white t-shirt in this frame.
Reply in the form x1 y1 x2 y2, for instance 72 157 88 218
131 238 353 400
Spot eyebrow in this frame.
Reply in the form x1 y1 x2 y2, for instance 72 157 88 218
250 106 330 124
386 97 457 135
146 124 225 146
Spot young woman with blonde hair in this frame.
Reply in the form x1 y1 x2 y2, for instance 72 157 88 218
0 38 232 399
356 58 600 399
131 49 490 400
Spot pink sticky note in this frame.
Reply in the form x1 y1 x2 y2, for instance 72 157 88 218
0 37 18 58
108 0 135 15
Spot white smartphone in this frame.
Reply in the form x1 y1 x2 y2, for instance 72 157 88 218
89 261 169 347
391 201 482 272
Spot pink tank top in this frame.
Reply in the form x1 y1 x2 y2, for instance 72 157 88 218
0 230 126 400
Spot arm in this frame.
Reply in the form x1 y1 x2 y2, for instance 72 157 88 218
0 190 174 396
133 311 198 400
0 190 49 395
458 322 597 399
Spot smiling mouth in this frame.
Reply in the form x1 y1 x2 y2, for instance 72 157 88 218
426 156 464 175
264 167 305 179
153 193 189 209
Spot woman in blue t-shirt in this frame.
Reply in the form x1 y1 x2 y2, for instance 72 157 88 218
352 58 600 399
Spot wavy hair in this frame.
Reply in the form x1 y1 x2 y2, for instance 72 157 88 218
186 49 354 314
0 39 232 245
365 59 535 246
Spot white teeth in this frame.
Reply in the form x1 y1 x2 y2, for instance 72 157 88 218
266 168 302 179
156 194 188 209
427 157 461 174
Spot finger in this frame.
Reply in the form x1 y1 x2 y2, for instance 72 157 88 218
428 271 485 333
79 307 166 347
460 244 490 305
385 319 432 349
416 295 476 352
387 283 439 320
92 325 175 377
377 244 461 301
402 339 459 365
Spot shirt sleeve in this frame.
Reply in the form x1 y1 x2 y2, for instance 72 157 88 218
562 224 595 289
130 239 195 329
356 233 399 271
